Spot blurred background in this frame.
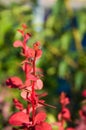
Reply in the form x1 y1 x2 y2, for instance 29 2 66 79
0 0 86 129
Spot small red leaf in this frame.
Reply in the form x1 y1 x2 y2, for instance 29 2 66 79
22 63 32 73
67 128 74 130
62 108 71 121
35 79 43 90
82 90 86 97
25 48 35 58
35 122 52 130
13 40 23 48
22 24 27 29
21 90 31 100
24 79 31 87
24 33 31 42
34 112 46 124
36 49 42 59
6 77 23 89
18 29 24 36
27 74 37 81
9 112 29 126
33 41 40 50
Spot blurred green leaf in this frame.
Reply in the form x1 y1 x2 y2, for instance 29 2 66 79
60 32 71 51
75 71 84 90
58 61 68 78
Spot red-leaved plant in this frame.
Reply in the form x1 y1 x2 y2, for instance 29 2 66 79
6 24 53 130
6 24 79 130
53 92 74 130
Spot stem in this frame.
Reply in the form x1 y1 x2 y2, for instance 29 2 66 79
39 101 56 109
31 51 36 124
32 82 35 124
60 103 65 130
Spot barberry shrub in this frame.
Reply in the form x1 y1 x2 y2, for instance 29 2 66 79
6 24 52 130
6 24 77 130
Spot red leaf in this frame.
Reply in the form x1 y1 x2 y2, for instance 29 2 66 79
24 33 31 42
33 41 40 50
18 29 24 36
62 108 71 121
21 90 31 100
36 49 42 59
6 77 23 89
9 112 29 126
25 48 35 58
58 113 62 121
22 24 27 29
60 92 70 105
35 79 43 90
34 112 46 124
35 122 52 130
13 40 23 48
24 79 31 87
22 63 32 73
67 128 74 130
82 90 86 97
21 90 27 100
27 74 37 81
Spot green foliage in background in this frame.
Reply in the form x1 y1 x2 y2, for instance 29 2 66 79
40 0 86 90
38 0 86 119
0 3 34 82
0 0 86 129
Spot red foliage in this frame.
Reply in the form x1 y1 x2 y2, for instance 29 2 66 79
6 24 52 130
82 90 86 97
9 111 51 130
